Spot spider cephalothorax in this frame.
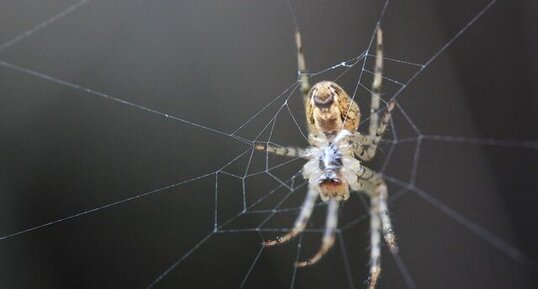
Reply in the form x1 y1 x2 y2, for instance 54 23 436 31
305 81 361 136
303 131 359 201
258 28 396 289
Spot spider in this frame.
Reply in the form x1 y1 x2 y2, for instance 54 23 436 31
255 27 397 289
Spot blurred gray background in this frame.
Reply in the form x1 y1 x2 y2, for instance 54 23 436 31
0 0 536 288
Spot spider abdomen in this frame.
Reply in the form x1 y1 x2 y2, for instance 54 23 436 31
306 81 361 135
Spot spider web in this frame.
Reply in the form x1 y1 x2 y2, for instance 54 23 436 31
0 0 536 288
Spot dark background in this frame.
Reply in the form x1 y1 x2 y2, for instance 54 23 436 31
0 0 536 288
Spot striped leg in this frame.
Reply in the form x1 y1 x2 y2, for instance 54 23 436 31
263 187 319 246
368 199 382 289
374 182 397 252
369 27 384 137
349 100 395 162
254 142 309 158
356 165 398 251
348 133 379 160
295 199 339 267
295 29 311 98
352 27 395 162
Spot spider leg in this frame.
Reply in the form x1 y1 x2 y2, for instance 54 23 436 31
368 200 382 289
296 29 320 141
374 181 397 252
351 26 394 162
254 142 309 158
263 186 318 246
356 165 398 251
295 199 339 267
368 27 384 138
373 99 395 143
295 29 310 98
351 166 397 289
349 100 395 162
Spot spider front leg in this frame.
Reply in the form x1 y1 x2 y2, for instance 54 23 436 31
367 178 396 289
263 186 318 246
295 198 339 267
352 166 397 289
369 200 382 289
373 180 397 251
354 166 397 251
